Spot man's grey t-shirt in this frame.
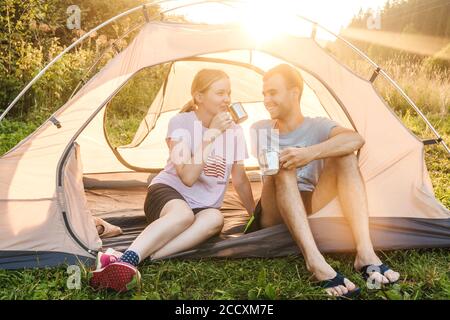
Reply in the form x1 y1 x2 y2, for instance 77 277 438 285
251 117 338 192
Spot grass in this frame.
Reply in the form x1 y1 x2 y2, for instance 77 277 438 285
0 249 448 300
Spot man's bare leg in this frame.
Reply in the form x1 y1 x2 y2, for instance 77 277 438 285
311 154 400 284
259 170 356 297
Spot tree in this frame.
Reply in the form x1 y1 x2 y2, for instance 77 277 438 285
348 0 450 38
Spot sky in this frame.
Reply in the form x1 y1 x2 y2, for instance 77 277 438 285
160 0 390 34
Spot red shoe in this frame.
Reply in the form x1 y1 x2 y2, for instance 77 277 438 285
95 248 122 270
89 262 141 292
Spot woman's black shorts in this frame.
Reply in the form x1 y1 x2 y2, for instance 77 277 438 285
144 183 212 224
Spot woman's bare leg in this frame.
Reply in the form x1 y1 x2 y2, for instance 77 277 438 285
127 199 195 262
152 208 224 260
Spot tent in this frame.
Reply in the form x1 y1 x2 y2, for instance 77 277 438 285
1 1 449 269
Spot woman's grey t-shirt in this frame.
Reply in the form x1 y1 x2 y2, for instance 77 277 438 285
251 117 338 192
151 111 248 209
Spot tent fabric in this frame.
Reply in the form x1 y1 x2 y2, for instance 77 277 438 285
0 142 98 261
0 21 448 269
0 251 94 270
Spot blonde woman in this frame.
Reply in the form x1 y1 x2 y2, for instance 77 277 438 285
90 69 255 292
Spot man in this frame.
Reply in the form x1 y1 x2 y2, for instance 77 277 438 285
248 64 400 297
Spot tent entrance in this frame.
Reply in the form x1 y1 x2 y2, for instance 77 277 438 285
95 51 356 174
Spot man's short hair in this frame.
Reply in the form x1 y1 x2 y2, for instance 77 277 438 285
263 64 304 101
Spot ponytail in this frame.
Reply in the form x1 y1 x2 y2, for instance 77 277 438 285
180 99 196 113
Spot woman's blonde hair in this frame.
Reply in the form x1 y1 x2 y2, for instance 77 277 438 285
180 69 229 113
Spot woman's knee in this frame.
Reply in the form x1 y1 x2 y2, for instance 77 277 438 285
162 200 195 229
177 209 195 229
211 211 224 232
202 210 224 234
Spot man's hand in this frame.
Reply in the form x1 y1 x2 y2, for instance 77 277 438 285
279 147 316 170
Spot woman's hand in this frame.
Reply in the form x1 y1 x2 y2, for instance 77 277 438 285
209 112 233 133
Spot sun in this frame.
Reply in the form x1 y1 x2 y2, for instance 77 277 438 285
204 0 326 44
237 1 301 43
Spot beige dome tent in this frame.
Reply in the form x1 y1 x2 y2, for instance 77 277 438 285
1 1 449 269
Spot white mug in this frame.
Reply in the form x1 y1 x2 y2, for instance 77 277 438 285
258 148 279 176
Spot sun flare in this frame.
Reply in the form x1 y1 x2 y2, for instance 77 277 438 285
237 1 301 43
162 0 390 43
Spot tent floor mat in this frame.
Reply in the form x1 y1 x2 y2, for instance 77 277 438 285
85 182 450 258
86 182 261 254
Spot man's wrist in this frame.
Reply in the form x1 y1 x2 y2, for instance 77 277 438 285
305 145 321 161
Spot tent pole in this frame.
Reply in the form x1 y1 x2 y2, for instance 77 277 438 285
70 0 232 104
379 69 450 154
226 1 449 153
68 22 145 100
0 4 151 122
0 0 202 123
292 14 450 155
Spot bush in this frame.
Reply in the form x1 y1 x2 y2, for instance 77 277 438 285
0 0 154 120
0 119 40 155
